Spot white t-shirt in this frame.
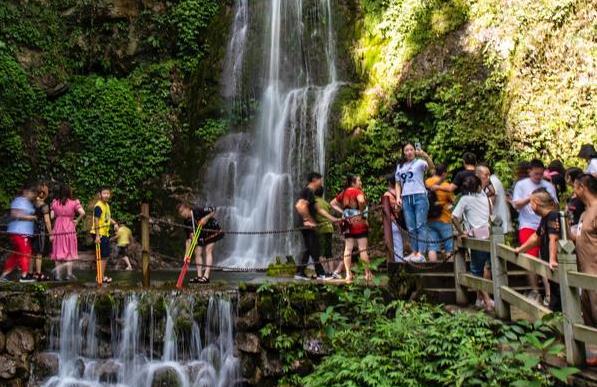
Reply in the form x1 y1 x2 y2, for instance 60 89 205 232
490 174 513 234
586 158 597 175
512 178 558 230
453 193 490 232
395 159 428 196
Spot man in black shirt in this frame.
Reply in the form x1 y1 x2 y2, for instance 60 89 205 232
430 152 477 194
295 172 328 280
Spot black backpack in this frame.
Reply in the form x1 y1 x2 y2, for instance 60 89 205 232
427 189 444 220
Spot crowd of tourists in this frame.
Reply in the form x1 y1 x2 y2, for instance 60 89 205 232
294 143 597 321
0 184 133 283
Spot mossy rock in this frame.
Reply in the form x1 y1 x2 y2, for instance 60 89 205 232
94 294 115 323
265 263 296 277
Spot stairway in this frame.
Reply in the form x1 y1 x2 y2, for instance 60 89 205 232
388 261 539 305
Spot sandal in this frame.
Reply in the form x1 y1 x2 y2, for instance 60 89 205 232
198 276 210 284
35 273 50 281
189 277 202 284
102 276 112 284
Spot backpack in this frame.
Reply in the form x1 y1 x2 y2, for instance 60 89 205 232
427 189 444 220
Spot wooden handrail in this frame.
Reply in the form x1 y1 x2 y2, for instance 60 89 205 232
567 271 597 291
460 237 491 253
497 244 558 283
457 273 494 294
452 230 596 366
573 324 597 346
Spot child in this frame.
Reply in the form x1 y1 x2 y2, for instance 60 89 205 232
515 188 562 311
90 186 117 283
32 182 52 281
113 223 133 270
1 184 37 282
177 203 224 284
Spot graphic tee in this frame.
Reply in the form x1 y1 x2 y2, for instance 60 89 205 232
395 159 428 196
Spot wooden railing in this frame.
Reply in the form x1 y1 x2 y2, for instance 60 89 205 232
453 221 597 366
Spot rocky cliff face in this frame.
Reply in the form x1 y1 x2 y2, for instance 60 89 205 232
0 284 366 386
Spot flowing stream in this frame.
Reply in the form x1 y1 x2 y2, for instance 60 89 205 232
205 0 341 266
41 294 239 387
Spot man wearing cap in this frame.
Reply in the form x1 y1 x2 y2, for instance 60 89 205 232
578 144 597 177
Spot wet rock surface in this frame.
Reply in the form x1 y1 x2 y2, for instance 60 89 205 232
33 352 59 380
6 327 35 356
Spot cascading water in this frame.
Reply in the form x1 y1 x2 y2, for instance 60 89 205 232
41 294 239 387
205 0 341 266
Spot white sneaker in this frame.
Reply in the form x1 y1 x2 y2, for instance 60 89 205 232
410 254 426 263
404 253 417 262
527 290 542 304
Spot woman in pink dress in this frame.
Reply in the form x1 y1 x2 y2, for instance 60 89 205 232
51 184 85 280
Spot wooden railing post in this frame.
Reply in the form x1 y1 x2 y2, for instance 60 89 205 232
557 212 585 365
490 226 509 320
141 203 150 288
454 244 468 305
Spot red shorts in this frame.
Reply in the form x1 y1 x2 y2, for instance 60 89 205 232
519 228 539 257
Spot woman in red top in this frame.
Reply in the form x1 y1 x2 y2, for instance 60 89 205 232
331 175 371 283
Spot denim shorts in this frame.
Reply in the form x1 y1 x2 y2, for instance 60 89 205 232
427 221 454 252
470 250 490 277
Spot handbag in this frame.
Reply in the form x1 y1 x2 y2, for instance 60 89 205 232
467 194 492 240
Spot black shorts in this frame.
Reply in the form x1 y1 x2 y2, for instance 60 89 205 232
187 229 225 247
116 245 129 258
92 235 111 259
346 232 368 240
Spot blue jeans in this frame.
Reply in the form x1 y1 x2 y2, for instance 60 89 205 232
402 193 429 252
427 221 454 253
470 250 491 277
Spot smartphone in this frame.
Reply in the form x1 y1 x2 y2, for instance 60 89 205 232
415 142 422 151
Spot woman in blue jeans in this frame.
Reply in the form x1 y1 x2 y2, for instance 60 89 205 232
395 143 435 262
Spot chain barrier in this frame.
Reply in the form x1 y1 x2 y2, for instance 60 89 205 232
0 201 472 275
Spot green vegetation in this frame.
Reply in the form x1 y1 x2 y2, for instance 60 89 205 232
254 282 578 386
304 287 577 386
330 0 596 197
0 0 227 213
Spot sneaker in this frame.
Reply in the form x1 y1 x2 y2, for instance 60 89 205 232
318 274 334 281
65 274 77 281
410 254 426 263
0 276 10 283
527 290 542 304
294 274 310 281
543 296 550 307
331 272 342 280
475 298 484 308
19 274 36 283
404 253 417 262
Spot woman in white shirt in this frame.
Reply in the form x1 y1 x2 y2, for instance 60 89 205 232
452 175 494 312
394 143 435 262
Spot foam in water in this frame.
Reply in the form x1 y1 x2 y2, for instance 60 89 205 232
205 0 341 267
41 294 239 387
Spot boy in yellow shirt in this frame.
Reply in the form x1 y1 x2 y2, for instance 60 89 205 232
113 223 133 270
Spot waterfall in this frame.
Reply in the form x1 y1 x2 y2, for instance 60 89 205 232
205 0 341 267
41 294 239 387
